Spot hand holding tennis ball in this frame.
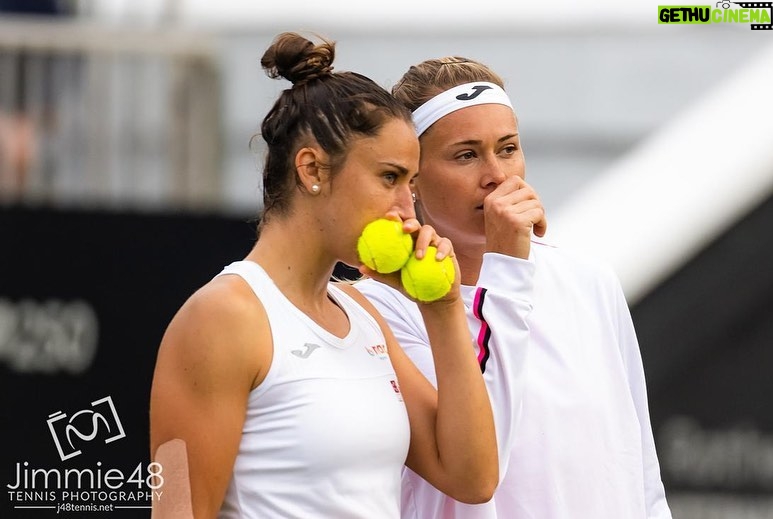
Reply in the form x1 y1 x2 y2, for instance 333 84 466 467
357 218 414 274
357 219 456 302
401 246 455 302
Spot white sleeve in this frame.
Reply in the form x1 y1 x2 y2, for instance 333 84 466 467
357 251 535 482
611 277 673 519
470 252 535 480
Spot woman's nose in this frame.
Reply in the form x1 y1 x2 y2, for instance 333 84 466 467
480 156 508 188
395 185 416 220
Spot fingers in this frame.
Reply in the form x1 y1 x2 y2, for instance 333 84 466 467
533 213 548 237
412 226 452 260
381 211 452 261
486 176 538 209
483 177 547 259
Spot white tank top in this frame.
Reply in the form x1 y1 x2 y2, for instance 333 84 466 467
216 261 410 519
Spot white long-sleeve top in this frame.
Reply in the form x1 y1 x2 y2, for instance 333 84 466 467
356 240 672 519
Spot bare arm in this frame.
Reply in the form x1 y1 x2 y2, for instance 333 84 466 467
345 284 497 504
345 217 499 503
149 276 270 519
358 250 535 486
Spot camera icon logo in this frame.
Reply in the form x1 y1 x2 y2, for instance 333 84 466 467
46 396 127 461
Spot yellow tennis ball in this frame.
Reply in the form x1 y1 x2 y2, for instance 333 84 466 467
400 246 456 302
357 219 414 274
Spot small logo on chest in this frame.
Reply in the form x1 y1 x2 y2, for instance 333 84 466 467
291 343 321 359
365 343 389 360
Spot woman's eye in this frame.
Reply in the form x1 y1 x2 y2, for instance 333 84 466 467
457 151 475 161
502 145 518 155
384 173 398 184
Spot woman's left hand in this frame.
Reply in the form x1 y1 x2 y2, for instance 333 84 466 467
358 214 460 303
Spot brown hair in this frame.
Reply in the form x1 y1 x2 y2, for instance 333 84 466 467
258 32 412 223
392 56 506 112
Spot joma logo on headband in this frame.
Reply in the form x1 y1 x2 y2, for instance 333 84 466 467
455 85 492 101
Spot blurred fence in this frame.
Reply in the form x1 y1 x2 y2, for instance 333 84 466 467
0 17 221 210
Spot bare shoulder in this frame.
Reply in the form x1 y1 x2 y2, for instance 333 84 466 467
156 273 272 392
176 274 265 331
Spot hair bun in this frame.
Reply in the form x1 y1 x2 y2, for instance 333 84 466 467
261 32 335 86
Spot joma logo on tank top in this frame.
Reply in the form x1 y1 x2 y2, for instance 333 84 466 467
291 343 321 359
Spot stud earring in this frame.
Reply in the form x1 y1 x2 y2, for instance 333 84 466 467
411 192 417 203
311 184 320 194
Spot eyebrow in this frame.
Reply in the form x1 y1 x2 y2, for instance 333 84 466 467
451 133 519 147
378 162 411 175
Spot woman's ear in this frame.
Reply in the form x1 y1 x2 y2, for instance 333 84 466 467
295 146 329 195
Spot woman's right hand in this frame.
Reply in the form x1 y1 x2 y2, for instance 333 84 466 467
483 176 547 260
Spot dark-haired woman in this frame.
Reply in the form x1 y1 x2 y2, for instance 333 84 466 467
149 34 497 519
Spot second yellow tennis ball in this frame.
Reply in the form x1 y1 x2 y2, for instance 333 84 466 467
401 246 456 302
357 219 414 274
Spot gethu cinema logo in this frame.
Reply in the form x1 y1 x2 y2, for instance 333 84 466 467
658 2 772 28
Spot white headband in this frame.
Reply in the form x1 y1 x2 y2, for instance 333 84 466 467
412 81 514 136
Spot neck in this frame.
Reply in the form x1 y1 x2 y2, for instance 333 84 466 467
419 212 486 286
453 241 486 287
246 215 337 309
